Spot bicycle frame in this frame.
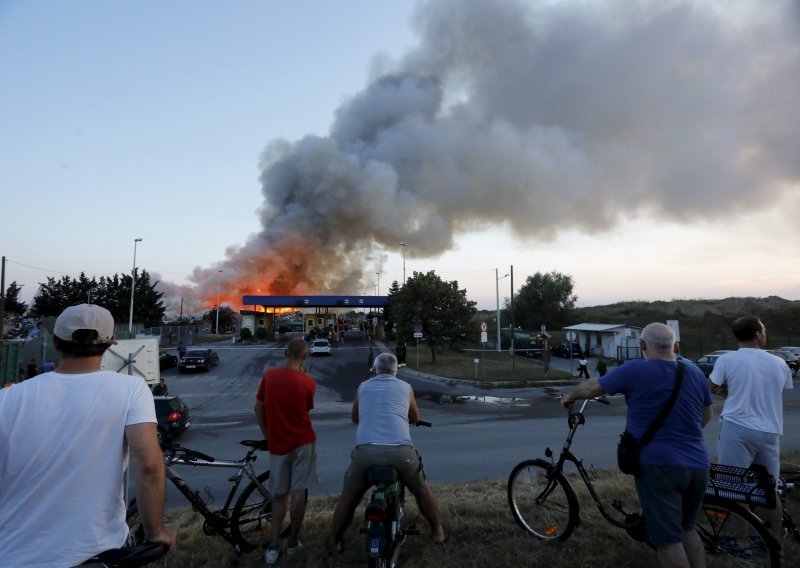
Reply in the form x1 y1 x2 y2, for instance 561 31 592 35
545 399 643 531
161 442 271 550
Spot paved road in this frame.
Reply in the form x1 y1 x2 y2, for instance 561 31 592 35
153 333 800 509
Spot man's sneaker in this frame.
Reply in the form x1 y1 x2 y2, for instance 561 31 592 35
265 545 280 565
287 540 303 556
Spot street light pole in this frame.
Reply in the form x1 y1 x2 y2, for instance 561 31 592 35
215 270 222 334
128 238 142 335
375 272 380 296
399 243 406 284
496 269 509 353
510 265 515 371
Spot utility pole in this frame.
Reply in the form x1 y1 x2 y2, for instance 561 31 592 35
510 265 515 372
128 238 142 335
0 256 6 375
400 243 406 284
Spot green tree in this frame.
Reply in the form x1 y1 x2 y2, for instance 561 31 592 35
385 271 477 363
505 271 577 331
3 281 28 316
31 271 165 327
206 305 237 334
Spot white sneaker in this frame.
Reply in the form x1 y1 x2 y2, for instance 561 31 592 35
265 545 280 565
287 540 303 556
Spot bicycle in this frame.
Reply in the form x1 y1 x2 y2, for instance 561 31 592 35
778 468 800 544
128 439 272 555
361 421 432 568
698 463 782 567
79 542 167 567
507 397 782 567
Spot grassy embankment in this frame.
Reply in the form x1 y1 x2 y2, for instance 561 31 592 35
152 453 800 567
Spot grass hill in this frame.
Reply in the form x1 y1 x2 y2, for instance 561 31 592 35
569 296 800 357
479 296 800 359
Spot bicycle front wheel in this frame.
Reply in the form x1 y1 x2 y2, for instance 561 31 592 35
231 471 272 551
507 459 579 542
697 495 781 567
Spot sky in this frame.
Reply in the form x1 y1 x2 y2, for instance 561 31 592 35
1 0 799 316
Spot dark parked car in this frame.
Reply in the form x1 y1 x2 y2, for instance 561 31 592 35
551 342 581 358
178 349 220 373
694 354 721 377
767 349 799 377
153 395 190 441
159 351 178 370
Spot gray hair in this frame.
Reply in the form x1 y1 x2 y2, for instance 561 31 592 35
373 352 398 374
640 323 676 352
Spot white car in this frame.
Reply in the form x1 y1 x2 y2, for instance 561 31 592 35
310 339 332 356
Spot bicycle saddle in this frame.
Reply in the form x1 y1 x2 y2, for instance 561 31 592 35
241 439 269 451
367 465 399 482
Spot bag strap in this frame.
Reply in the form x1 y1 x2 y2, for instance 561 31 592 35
640 362 685 447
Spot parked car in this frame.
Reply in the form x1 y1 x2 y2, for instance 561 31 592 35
694 354 722 377
178 349 220 373
159 351 178 370
518 341 546 358
778 346 800 359
767 349 799 377
309 339 332 356
153 395 190 441
551 342 581 358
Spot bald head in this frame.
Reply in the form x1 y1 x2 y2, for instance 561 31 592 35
640 323 676 360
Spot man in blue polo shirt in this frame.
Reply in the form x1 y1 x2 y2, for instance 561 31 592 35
562 322 713 568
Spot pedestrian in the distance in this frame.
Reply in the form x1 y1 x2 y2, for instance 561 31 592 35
26 359 38 380
577 355 590 378
596 356 607 377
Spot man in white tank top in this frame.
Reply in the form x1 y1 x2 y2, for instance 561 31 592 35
329 353 447 551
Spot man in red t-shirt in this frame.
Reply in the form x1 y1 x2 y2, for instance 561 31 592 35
255 337 318 565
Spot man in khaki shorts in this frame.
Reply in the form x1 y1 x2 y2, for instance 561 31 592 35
255 337 319 565
329 352 446 551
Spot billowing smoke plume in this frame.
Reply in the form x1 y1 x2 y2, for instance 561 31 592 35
176 0 800 310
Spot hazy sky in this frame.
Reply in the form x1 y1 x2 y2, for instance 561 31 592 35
1 0 798 315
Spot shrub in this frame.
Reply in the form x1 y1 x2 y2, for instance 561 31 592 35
240 327 253 342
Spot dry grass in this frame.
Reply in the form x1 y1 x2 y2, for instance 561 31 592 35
148 459 800 568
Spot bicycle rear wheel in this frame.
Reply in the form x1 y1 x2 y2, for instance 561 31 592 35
507 459 579 542
697 495 781 567
230 471 272 551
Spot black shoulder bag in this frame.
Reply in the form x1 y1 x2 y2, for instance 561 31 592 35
617 362 685 477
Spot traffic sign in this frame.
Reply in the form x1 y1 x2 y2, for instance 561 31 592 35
480 322 488 332
481 331 488 343
414 332 423 338
566 331 576 341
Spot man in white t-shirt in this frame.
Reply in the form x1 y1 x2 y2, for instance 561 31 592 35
0 304 176 566
710 315 793 538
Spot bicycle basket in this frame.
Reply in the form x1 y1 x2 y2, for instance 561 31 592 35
706 464 776 508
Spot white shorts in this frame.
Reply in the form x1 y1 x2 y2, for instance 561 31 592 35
717 419 780 486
